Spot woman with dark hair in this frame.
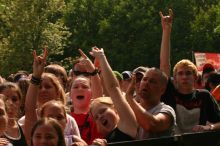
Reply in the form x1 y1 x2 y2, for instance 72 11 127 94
31 118 66 146
0 94 13 146
44 64 68 92
0 82 27 146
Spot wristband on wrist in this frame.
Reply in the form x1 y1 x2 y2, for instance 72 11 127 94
31 75 42 85
89 68 100 76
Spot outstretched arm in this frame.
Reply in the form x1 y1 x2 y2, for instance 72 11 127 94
159 9 173 77
90 47 138 138
78 49 103 98
25 48 48 146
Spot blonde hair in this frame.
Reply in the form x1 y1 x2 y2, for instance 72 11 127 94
90 97 114 117
173 59 198 77
41 73 66 104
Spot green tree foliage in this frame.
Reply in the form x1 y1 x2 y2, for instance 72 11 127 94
191 1 220 53
0 0 70 77
64 0 164 70
1 0 220 77
63 0 220 72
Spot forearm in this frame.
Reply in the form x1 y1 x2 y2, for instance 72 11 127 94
126 97 155 130
91 74 103 98
25 82 39 146
160 29 171 76
98 53 138 132
99 55 120 90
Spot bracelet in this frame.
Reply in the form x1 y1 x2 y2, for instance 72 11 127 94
89 68 100 76
31 75 42 85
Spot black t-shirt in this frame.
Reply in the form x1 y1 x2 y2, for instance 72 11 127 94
106 127 134 143
161 78 220 125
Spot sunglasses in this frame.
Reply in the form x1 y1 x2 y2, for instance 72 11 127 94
73 70 91 76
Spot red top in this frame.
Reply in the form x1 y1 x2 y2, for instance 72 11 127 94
71 112 103 144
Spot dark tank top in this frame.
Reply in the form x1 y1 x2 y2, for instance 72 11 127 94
4 123 27 146
106 127 134 143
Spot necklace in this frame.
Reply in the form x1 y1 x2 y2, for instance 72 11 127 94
4 122 21 140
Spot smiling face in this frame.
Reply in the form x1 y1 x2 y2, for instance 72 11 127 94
90 101 118 137
70 76 92 113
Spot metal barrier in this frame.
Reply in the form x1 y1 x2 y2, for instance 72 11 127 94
108 131 220 146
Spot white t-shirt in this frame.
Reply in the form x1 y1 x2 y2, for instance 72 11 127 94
18 114 80 138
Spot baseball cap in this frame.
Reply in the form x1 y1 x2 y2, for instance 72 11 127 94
132 66 148 75
121 71 132 80
132 66 149 83
113 71 123 81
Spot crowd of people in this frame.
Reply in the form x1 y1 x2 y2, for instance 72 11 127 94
0 9 220 146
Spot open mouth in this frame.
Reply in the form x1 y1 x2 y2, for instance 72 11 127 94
141 89 148 93
76 95 85 100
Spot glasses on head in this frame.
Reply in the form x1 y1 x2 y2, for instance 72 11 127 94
135 73 144 83
177 71 193 76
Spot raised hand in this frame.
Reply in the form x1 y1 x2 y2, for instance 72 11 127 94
32 48 48 78
89 47 105 60
71 135 88 146
91 138 107 146
78 49 95 72
159 9 173 31
126 75 136 100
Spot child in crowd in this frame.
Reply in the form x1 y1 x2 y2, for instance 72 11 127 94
31 118 66 146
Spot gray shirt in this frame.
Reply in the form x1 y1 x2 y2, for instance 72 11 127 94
137 102 176 139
